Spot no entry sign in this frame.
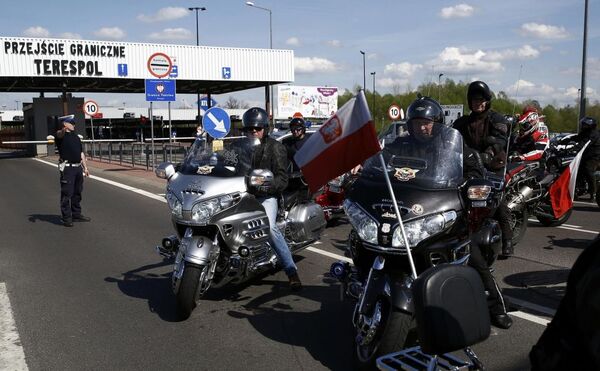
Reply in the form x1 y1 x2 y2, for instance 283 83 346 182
147 52 172 78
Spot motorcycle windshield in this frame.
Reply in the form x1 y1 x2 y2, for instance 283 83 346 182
179 137 259 177
361 126 464 189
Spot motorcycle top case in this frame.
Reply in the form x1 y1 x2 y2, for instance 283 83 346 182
411 264 491 355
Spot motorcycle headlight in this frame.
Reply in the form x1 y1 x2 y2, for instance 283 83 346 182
392 210 457 248
166 191 183 218
344 200 378 244
191 193 240 223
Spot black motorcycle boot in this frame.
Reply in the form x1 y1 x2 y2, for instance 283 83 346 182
491 313 513 329
502 239 514 256
288 272 302 291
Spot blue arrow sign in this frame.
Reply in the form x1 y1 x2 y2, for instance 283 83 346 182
202 107 231 139
169 65 178 78
118 64 128 76
145 79 176 102
198 96 218 111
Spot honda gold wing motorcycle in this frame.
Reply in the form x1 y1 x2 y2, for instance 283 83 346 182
155 137 326 318
330 128 502 369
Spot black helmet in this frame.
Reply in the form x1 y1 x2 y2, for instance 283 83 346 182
405 96 444 142
289 117 306 130
580 116 597 131
467 81 493 111
242 107 269 130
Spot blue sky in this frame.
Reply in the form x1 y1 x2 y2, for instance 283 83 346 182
0 0 598 110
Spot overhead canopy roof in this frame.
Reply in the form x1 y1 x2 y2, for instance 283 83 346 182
0 37 294 94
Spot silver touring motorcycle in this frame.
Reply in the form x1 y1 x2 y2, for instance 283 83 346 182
155 137 326 318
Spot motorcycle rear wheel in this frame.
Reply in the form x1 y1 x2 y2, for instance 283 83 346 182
536 208 572 227
177 264 206 319
354 299 416 370
510 208 528 246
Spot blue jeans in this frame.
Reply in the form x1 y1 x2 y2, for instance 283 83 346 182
259 197 297 277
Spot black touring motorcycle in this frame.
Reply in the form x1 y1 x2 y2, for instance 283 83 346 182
331 128 501 369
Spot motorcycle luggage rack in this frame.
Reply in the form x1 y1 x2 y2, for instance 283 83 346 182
376 346 482 371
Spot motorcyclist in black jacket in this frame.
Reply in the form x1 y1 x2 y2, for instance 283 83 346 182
453 81 514 257
242 107 302 290
568 117 600 201
399 96 512 329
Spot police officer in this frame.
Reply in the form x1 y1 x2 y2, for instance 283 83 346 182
453 81 514 257
242 107 302 290
55 115 91 227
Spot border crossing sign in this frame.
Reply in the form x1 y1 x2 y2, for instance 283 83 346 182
147 52 172 78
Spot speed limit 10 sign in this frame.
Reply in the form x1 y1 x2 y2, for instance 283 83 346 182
83 100 99 116
388 104 402 121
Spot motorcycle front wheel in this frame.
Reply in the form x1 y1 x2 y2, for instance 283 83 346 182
536 208 572 227
354 299 416 370
177 264 208 319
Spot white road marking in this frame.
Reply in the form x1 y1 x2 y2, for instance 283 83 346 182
33 158 166 203
31 157 560 328
528 218 598 235
0 283 28 370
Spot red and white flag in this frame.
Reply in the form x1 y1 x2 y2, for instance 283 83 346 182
548 141 590 218
294 90 381 192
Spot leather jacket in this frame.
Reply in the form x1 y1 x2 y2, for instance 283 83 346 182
251 136 289 196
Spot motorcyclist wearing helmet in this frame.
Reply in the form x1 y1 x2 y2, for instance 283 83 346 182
569 116 600 200
282 117 309 172
397 96 512 329
453 81 514 258
511 106 550 162
242 107 302 290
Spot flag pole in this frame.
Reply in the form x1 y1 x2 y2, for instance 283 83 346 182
378 153 418 279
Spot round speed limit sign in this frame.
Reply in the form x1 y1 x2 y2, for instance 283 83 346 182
83 100 99 116
388 104 402 120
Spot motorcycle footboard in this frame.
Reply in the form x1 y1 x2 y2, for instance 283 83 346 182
376 346 479 371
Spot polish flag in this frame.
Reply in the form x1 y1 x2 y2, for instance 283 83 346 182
294 90 381 192
548 141 590 218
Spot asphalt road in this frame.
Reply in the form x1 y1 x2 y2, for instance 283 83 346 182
0 156 598 371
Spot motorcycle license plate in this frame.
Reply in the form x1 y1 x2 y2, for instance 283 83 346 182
471 201 487 208
329 185 341 193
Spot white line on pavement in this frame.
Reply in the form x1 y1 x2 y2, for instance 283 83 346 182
509 311 551 326
32 157 556 327
528 218 599 235
0 283 28 371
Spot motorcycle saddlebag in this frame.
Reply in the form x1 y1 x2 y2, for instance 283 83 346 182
412 264 490 355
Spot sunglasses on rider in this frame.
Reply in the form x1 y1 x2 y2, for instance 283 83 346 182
243 127 264 133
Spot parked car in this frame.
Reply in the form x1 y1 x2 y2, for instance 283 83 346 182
378 121 408 146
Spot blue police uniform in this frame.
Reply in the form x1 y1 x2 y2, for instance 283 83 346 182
55 116 90 227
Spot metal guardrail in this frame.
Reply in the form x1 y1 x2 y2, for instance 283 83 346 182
84 140 193 171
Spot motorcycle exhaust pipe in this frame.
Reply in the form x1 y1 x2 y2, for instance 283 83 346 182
507 186 533 211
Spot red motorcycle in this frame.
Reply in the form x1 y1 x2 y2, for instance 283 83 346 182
315 173 352 226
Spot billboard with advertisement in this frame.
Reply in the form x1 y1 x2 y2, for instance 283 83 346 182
277 85 338 119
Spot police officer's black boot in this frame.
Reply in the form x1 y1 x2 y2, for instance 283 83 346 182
502 239 514 256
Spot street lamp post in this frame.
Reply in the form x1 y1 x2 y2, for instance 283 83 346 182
188 6 207 131
438 73 444 102
360 50 366 91
578 0 589 125
246 1 274 127
370 71 376 122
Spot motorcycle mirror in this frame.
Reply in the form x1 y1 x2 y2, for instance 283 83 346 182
156 162 176 180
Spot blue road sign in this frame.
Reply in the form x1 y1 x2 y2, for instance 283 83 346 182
169 65 178 78
202 107 231 139
222 67 231 79
145 79 176 102
118 64 128 76
198 96 218 111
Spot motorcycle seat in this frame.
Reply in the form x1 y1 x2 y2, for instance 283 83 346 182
412 264 491 355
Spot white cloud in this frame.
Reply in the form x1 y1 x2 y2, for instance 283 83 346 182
384 62 423 76
149 28 193 40
367 53 378 60
503 79 600 106
520 23 569 39
286 37 301 46
94 27 125 40
22 26 50 38
483 45 540 61
294 57 339 73
440 4 474 19
564 86 597 99
326 40 342 48
137 7 189 23
434 47 503 74
377 77 410 88
57 32 82 39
